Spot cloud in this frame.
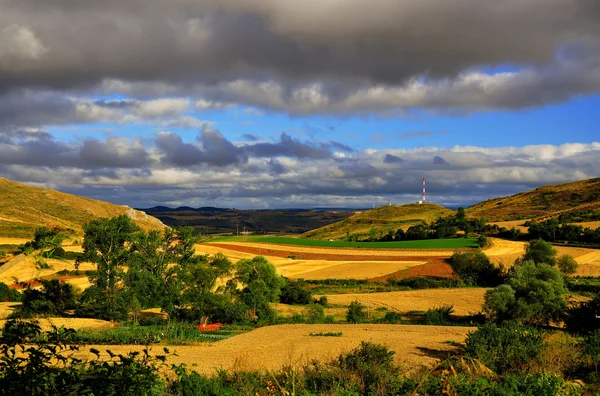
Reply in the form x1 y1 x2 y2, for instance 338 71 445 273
383 154 403 164
398 131 434 140
433 155 448 165
242 133 259 141
243 132 332 159
0 0 598 114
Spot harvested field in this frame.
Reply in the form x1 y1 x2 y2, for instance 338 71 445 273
488 221 529 233
72 324 474 374
0 302 20 319
372 259 454 282
0 318 114 331
0 237 30 246
0 254 94 286
324 288 488 316
205 242 454 260
282 260 427 280
483 238 526 267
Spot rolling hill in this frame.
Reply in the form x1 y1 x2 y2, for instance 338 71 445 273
302 203 455 240
466 178 600 222
0 177 166 238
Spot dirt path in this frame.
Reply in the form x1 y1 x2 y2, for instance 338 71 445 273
324 288 488 316
71 324 474 374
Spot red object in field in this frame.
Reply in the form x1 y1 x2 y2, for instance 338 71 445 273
195 322 222 332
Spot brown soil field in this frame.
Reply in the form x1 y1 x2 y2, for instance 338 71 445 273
324 288 488 316
0 317 114 331
71 324 474 374
372 259 454 282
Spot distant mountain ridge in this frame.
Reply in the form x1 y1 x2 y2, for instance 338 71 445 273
0 177 166 238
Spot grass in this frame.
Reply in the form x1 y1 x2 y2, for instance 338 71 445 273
209 236 480 249
69 322 250 345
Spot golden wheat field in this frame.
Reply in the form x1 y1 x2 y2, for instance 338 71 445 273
0 317 114 331
71 324 474 374
196 243 428 280
0 254 95 286
324 288 488 316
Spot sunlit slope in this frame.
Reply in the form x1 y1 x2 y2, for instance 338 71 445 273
467 178 600 222
0 177 166 238
302 203 454 240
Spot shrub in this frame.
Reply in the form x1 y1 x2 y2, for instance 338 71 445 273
304 304 325 323
0 282 21 302
557 254 578 275
279 278 313 305
565 293 600 334
523 238 557 266
423 305 454 325
346 300 366 323
382 311 403 324
484 261 567 326
463 322 543 374
449 251 503 287
477 234 491 248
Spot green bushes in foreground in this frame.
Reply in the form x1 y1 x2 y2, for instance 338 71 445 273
1 319 589 395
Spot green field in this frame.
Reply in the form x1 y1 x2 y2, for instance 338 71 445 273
209 236 480 249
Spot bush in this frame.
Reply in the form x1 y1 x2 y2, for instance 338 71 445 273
484 261 567 326
463 322 543 374
449 251 503 287
382 311 403 324
523 239 557 266
565 293 600 334
304 304 325 323
423 305 454 325
346 300 367 323
0 282 21 302
477 235 491 248
557 254 578 275
279 278 313 305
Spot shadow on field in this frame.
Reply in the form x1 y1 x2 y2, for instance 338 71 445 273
416 345 462 360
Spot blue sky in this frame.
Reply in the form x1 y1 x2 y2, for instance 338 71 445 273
1 0 599 208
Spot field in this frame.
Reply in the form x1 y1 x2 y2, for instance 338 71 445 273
323 288 488 316
209 236 480 249
70 324 474 374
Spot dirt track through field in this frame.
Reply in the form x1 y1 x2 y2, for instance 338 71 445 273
324 288 488 316
72 324 474 374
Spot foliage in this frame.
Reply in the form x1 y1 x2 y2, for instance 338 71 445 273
309 332 342 337
304 304 325 323
523 238 557 265
236 256 285 320
449 251 503 286
484 261 567 326
477 234 491 248
0 319 168 395
565 293 600 334
0 282 21 302
346 300 367 323
557 254 579 275
463 322 543 374
279 278 313 304
423 305 454 325
80 215 140 320
19 280 77 317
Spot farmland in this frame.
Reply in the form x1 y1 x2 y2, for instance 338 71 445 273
209 235 480 249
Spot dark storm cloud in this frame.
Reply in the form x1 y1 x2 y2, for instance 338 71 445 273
0 0 599 114
243 133 331 159
433 156 448 165
328 141 354 152
267 159 287 175
383 154 403 164
242 133 259 142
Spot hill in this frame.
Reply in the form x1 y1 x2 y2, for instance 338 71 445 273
0 177 166 238
302 203 455 240
466 178 600 222
141 207 354 235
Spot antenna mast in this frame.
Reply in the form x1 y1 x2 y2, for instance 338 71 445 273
422 177 426 204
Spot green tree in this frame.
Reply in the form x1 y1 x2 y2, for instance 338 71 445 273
236 256 284 320
346 300 367 323
80 215 139 320
369 227 377 242
483 261 567 326
522 238 557 266
556 254 578 275
449 251 502 286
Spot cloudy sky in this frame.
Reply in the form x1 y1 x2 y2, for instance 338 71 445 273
1 0 599 209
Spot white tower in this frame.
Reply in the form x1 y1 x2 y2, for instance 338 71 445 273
422 177 426 204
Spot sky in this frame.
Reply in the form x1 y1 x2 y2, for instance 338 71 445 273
0 0 599 209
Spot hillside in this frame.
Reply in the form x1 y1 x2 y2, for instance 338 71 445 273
302 203 455 240
0 177 166 238
142 207 354 235
467 178 600 222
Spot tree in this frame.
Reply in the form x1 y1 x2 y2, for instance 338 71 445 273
80 215 139 320
346 300 366 323
522 238 557 266
449 251 502 287
236 256 284 320
369 227 377 242
483 261 567 326
394 228 405 241
557 254 578 275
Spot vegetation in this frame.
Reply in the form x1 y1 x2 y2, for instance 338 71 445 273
346 300 367 323
0 282 21 302
449 251 503 287
309 331 343 337
210 235 481 248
